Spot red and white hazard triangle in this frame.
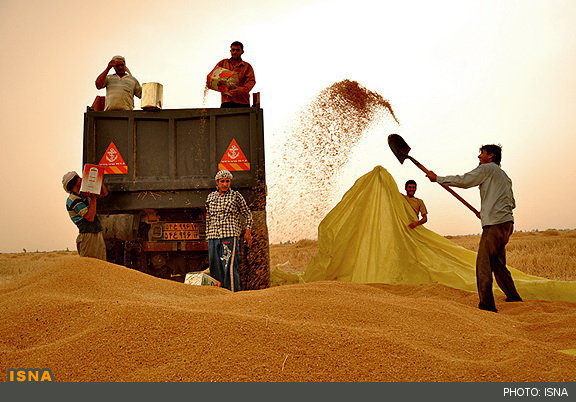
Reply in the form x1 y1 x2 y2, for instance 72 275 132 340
99 142 128 174
219 139 250 171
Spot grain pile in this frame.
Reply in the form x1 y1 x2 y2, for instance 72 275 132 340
268 80 399 243
1 256 574 382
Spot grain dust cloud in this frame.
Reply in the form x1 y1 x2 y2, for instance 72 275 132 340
268 80 400 243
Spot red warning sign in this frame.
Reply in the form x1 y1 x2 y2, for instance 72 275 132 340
218 139 250 171
99 142 128 174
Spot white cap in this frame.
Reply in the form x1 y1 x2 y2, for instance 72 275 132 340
62 171 79 193
215 170 233 181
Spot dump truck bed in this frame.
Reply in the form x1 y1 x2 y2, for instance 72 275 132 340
83 107 265 211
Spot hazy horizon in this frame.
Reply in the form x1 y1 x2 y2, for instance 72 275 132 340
1 0 575 253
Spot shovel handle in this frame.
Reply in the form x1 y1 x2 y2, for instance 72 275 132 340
407 156 481 219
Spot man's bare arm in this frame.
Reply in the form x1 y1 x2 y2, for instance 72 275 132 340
417 214 428 226
99 183 109 198
409 214 427 229
84 196 98 222
95 59 115 89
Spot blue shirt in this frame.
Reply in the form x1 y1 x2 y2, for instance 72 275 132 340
66 193 103 233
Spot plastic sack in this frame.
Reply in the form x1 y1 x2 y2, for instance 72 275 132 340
207 66 239 93
184 272 220 287
304 166 576 303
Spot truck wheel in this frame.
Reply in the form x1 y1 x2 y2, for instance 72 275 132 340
105 240 124 266
154 265 172 280
124 240 147 273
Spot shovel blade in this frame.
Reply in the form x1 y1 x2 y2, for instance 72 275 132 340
388 134 411 164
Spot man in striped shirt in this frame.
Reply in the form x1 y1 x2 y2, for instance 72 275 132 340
95 55 142 111
63 171 109 260
426 144 522 312
205 170 253 291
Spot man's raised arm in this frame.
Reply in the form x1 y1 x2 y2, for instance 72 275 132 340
95 59 115 89
427 164 488 188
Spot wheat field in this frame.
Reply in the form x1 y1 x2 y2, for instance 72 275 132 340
0 251 78 285
1 230 574 285
270 230 576 281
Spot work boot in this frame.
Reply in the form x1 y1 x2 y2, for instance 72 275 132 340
505 296 523 302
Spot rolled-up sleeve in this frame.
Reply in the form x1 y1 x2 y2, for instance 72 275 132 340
437 165 488 189
240 64 256 94
420 199 428 215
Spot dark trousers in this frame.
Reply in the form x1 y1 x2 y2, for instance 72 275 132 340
221 101 250 108
208 237 241 292
476 221 522 310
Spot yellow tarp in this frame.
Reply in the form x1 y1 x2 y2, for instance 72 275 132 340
303 166 576 303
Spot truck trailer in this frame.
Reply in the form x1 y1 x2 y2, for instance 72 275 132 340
83 107 269 290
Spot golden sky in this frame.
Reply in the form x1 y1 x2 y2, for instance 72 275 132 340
1 0 575 252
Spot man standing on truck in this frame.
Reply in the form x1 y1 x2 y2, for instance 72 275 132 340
404 180 428 229
426 144 523 312
62 171 109 260
95 55 142 111
205 170 253 291
209 41 256 108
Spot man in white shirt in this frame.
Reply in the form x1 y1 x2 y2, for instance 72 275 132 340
426 145 522 312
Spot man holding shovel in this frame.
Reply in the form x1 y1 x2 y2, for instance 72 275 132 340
426 145 523 312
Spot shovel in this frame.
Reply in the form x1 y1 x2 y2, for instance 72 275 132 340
388 134 481 219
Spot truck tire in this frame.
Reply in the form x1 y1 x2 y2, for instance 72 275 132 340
124 240 147 273
105 239 125 266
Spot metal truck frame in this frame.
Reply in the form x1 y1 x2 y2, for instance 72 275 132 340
83 107 269 289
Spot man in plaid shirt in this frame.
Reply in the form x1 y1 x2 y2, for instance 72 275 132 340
205 170 253 291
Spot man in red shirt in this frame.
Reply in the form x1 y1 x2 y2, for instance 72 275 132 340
210 41 256 108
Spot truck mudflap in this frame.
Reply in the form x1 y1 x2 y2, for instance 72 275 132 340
239 210 270 290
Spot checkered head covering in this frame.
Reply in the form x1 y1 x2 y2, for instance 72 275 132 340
215 170 233 181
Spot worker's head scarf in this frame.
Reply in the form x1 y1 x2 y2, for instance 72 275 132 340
215 170 233 181
112 55 132 75
62 171 79 193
